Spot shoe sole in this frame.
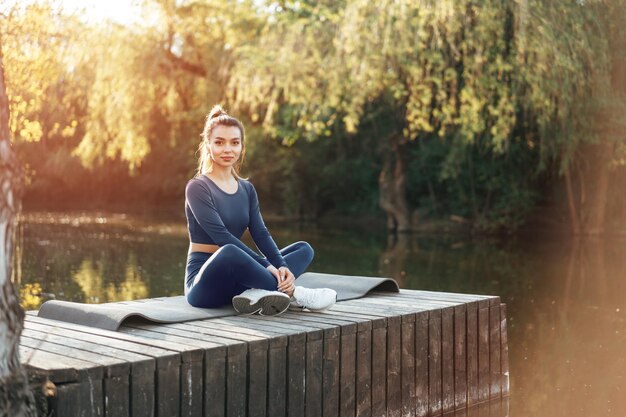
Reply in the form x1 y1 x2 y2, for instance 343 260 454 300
233 293 290 316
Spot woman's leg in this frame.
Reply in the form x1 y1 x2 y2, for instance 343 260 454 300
187 241 315 308
280 241 315 278
186 244 280 308
231 240 315 295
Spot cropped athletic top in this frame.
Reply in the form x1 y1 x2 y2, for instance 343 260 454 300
185 174 287 269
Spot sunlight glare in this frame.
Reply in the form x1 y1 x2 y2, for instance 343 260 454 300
61 0 143 26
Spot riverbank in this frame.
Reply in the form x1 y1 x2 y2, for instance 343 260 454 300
18 206 626 239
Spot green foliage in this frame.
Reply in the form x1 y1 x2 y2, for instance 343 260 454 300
230 0 625 232
232 0 518 151
517 0 613 171
243 120 380 218
2 3 84 145
2 0 625 232
405 133 539 232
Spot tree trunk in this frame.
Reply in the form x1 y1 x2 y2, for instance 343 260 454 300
585 142 612 235
378 135 411 233
564 142 613 236
564 164 581 235
567 1 624 236
0 38 36 417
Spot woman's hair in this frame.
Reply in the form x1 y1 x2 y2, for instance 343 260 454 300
196 104 247 179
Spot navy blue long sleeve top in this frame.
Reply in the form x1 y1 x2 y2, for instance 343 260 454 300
185 174 287 269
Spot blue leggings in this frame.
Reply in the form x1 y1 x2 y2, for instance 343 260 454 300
185 241 314 308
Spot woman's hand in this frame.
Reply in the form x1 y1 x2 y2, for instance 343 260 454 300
277 266 295 295
266 265 295 297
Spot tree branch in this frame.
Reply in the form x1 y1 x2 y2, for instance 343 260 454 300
165 50 206 77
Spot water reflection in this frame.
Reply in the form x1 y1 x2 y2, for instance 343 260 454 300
72 254 148 303
505 238 626 417
378 233 412 287
15 213 626 417
15 213 188 307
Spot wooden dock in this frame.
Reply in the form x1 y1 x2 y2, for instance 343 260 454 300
21 289 509 417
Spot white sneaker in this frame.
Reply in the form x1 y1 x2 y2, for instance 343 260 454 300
232 289 290 316
289 286 337 312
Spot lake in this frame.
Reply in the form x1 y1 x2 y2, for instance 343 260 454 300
15 212 626 416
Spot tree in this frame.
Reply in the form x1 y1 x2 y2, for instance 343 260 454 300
0 32 36 417
518 0 626 235
230 0 518 232
230 0 626 235
3 0 624 236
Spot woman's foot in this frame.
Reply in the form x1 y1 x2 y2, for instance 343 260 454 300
289 286 337 312
232 289 291 316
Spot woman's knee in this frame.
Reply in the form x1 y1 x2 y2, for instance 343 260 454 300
215 243 243 260
295 241 314 262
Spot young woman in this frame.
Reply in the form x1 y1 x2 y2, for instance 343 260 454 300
184 105 336 315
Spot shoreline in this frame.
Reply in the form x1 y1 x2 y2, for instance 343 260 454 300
17 208 626 239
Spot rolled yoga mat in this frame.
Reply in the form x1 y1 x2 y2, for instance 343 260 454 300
37 271 399 331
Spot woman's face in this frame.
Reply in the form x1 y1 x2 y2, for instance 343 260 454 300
208 124 243 170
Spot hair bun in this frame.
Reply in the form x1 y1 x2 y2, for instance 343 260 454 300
208 104 228 120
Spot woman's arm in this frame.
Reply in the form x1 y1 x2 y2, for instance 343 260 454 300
186 180 271 267
247 182 288 268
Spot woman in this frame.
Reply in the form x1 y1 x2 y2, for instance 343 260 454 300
184 105 336 315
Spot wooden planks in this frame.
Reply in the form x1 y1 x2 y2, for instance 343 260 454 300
361 289 504 415
21 289 509 417
24 316 182 417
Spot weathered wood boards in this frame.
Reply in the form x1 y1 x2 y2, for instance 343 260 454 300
21 289 509 417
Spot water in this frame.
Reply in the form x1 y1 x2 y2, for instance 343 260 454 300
15 212 626 416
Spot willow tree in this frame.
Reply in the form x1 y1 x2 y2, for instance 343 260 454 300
517 0 626 235
1 2 85 149
70 0 266 174
3 0 265 210
230 0 518 232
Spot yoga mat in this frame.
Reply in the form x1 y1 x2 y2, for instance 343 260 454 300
37 271 399 331
295 272 399 301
